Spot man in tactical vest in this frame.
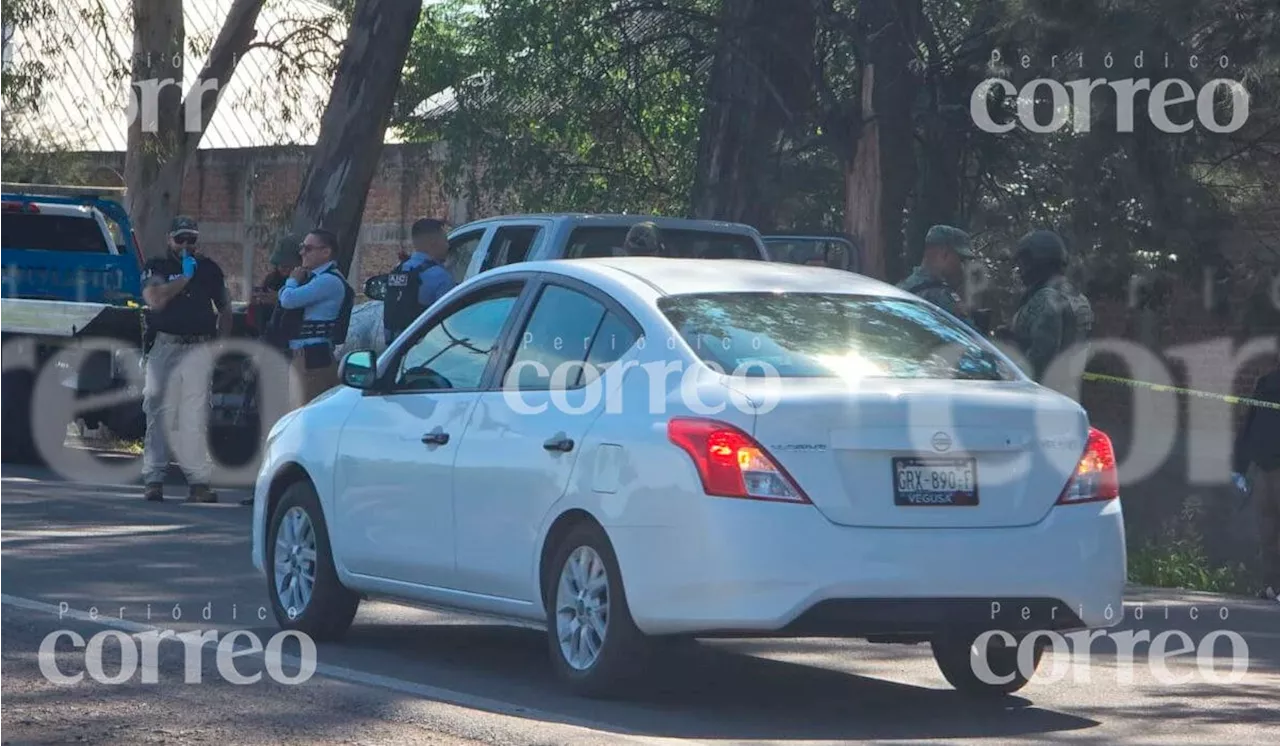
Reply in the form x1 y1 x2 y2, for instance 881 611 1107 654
898 225 977 329
383 218 455 345
1007 229 1094 383
269 229 355 409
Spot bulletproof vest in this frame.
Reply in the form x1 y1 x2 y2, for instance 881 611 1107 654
383 260 434 335
265 266 355 346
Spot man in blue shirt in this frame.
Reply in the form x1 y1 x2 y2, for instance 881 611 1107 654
383 218 456 344
275 229 354 408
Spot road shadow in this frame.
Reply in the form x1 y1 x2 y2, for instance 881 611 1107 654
7 444 258 489
332 622 1099 741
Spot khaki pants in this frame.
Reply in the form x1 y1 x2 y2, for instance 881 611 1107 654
290 348 338 410
1254 468 1280 588
142 335 214 485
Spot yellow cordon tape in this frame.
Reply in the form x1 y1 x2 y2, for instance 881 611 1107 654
1082 372 1280 411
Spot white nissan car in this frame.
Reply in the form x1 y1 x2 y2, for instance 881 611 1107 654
250 257 1126 699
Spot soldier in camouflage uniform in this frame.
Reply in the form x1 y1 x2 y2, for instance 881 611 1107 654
898 225 976 328
1008 230 1094 382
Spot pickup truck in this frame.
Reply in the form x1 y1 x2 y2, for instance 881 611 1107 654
1 184 263 469
345 213 798 354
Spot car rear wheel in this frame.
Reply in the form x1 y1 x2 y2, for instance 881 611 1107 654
266 480 359 641
931 630 1045 697
544 521 651 698
0 367 64 465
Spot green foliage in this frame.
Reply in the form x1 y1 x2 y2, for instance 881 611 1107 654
393 0 717 215
1126 494 1252 595
1128 537 1250 595
1 0 58 116
926 0 1280 290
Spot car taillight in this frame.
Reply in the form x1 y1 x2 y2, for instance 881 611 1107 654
1056 427 1119 504
667 417 810 503
2 201 39 213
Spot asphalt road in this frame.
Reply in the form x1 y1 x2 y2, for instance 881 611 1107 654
3 463 1279 745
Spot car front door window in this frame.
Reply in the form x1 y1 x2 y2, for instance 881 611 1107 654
444 229 485 284
393 286 522 392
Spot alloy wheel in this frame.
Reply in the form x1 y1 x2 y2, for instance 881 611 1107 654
273 506 317 617
555 545 610 670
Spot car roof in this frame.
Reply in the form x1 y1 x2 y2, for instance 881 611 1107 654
455 213 762 236
491 257 913 300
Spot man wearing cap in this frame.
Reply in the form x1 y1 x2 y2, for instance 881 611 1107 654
382 218 456 344
139 216 232 503
898 225 976 328
1008 229 1094 383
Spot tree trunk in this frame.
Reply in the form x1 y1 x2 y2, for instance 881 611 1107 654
289 0 424 276
690 0 815 230
842 0 920 282
125 0 264 258
906 113 963 267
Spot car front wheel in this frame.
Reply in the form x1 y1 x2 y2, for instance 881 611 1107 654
931 630 1046 697
266 480 359 641
544 521 651 698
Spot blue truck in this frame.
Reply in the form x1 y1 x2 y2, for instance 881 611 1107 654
1 183 260 468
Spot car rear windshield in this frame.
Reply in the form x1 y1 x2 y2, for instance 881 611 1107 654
657 292 1019 381
1 213 111 253
565 226 764 260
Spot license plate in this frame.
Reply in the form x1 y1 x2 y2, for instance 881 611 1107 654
892 457 978 506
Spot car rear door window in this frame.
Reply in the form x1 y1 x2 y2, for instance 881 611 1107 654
505 284 607 390
479 225 543 273
583 312 639 382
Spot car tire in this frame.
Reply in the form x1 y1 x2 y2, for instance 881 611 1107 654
265 480 359 641
931 630 1045 697
543 521 652 698
0 367 59 465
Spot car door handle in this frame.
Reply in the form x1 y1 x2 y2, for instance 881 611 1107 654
543 435 574 453
421 431 450 446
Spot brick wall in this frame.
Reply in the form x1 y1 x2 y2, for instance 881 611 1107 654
78 143 481 302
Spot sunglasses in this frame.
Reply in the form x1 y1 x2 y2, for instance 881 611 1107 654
172 234 198 245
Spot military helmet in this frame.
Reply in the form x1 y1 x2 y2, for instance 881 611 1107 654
1014 230 1068 269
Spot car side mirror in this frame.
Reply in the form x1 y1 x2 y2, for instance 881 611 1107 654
339 350 377 389
364 274 388 301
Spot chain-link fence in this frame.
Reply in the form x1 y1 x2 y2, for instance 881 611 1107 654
2 0 344 157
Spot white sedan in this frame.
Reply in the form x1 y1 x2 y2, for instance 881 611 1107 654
250 257 1126 699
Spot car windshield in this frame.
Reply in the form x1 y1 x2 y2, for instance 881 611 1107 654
657 292 1018 381
565 226 764 260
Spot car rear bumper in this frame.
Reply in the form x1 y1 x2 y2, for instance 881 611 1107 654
608 497 1126 637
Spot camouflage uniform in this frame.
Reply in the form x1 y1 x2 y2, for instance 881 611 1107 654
1008 231 1090 381
898 225 974 326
